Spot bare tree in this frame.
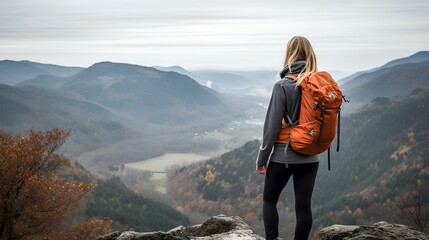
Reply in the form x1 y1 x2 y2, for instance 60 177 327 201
397 188 429 234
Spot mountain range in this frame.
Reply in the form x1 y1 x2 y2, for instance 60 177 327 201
338 51 429 113
0 60 245 172
1 51 428 161
152 65 278 96
14 61 227 123
1 51 428 150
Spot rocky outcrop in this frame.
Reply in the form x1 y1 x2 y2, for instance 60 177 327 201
96 216 429 240
96 215 264 240
319 221 429 240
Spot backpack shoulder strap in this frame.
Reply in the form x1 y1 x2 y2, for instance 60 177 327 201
282 75 301 126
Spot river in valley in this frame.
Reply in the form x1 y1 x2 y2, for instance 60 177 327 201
124 153 211 193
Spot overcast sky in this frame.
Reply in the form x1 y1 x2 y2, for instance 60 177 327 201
1 0 428 73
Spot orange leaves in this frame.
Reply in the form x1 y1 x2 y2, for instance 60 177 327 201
61 218 113 240
204 169 216 183
0 128 70 182
0 128 107 240
390 145 412 161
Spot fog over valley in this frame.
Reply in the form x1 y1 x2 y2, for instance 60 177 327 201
0 59 272 176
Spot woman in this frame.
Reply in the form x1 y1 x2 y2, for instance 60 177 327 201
256 36 319 240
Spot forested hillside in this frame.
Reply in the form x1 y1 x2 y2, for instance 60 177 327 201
168 140 263 217
313 88 429 228
21 137 190 234
168 140 281 235
167 88 429 237
86 176 189 231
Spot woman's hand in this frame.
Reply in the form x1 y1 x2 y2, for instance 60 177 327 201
256 164 267 175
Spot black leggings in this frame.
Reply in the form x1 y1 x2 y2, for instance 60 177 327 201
263 162 319 240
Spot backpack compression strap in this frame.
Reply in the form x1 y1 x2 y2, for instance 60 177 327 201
328 147 331 170
337 108 341 152
284 74 298 126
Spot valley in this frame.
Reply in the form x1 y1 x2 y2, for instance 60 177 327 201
124 153 211 193
121 111 266 194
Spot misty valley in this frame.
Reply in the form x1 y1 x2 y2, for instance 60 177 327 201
1 51 429 239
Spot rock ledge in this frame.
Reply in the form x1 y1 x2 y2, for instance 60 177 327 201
96 215 264 240
319 221 429 240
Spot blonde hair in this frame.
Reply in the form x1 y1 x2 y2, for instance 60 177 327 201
283 36 318 86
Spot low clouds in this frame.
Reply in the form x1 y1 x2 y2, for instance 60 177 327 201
0 0 428 72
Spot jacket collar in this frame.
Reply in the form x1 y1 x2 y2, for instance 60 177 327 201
279 60 306 79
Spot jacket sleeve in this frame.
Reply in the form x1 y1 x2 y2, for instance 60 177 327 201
256 81 286 166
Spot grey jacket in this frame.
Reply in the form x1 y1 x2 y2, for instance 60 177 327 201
256 61 319 166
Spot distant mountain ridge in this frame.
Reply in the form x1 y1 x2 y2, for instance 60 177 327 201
0 84 131 156
338 51 429 86
0 60 83 85
381 51 429 68
0 60 51 85
70 61 219 107
336 51 429 114
345 60 429 101
21 60 84 77
61 61 224 122
151 65 206 84
11 61 228 123
152 65 278 95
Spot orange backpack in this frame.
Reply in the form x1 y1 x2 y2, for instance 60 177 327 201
276 72 344 169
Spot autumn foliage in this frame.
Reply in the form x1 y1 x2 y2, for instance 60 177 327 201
0 128 110 240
